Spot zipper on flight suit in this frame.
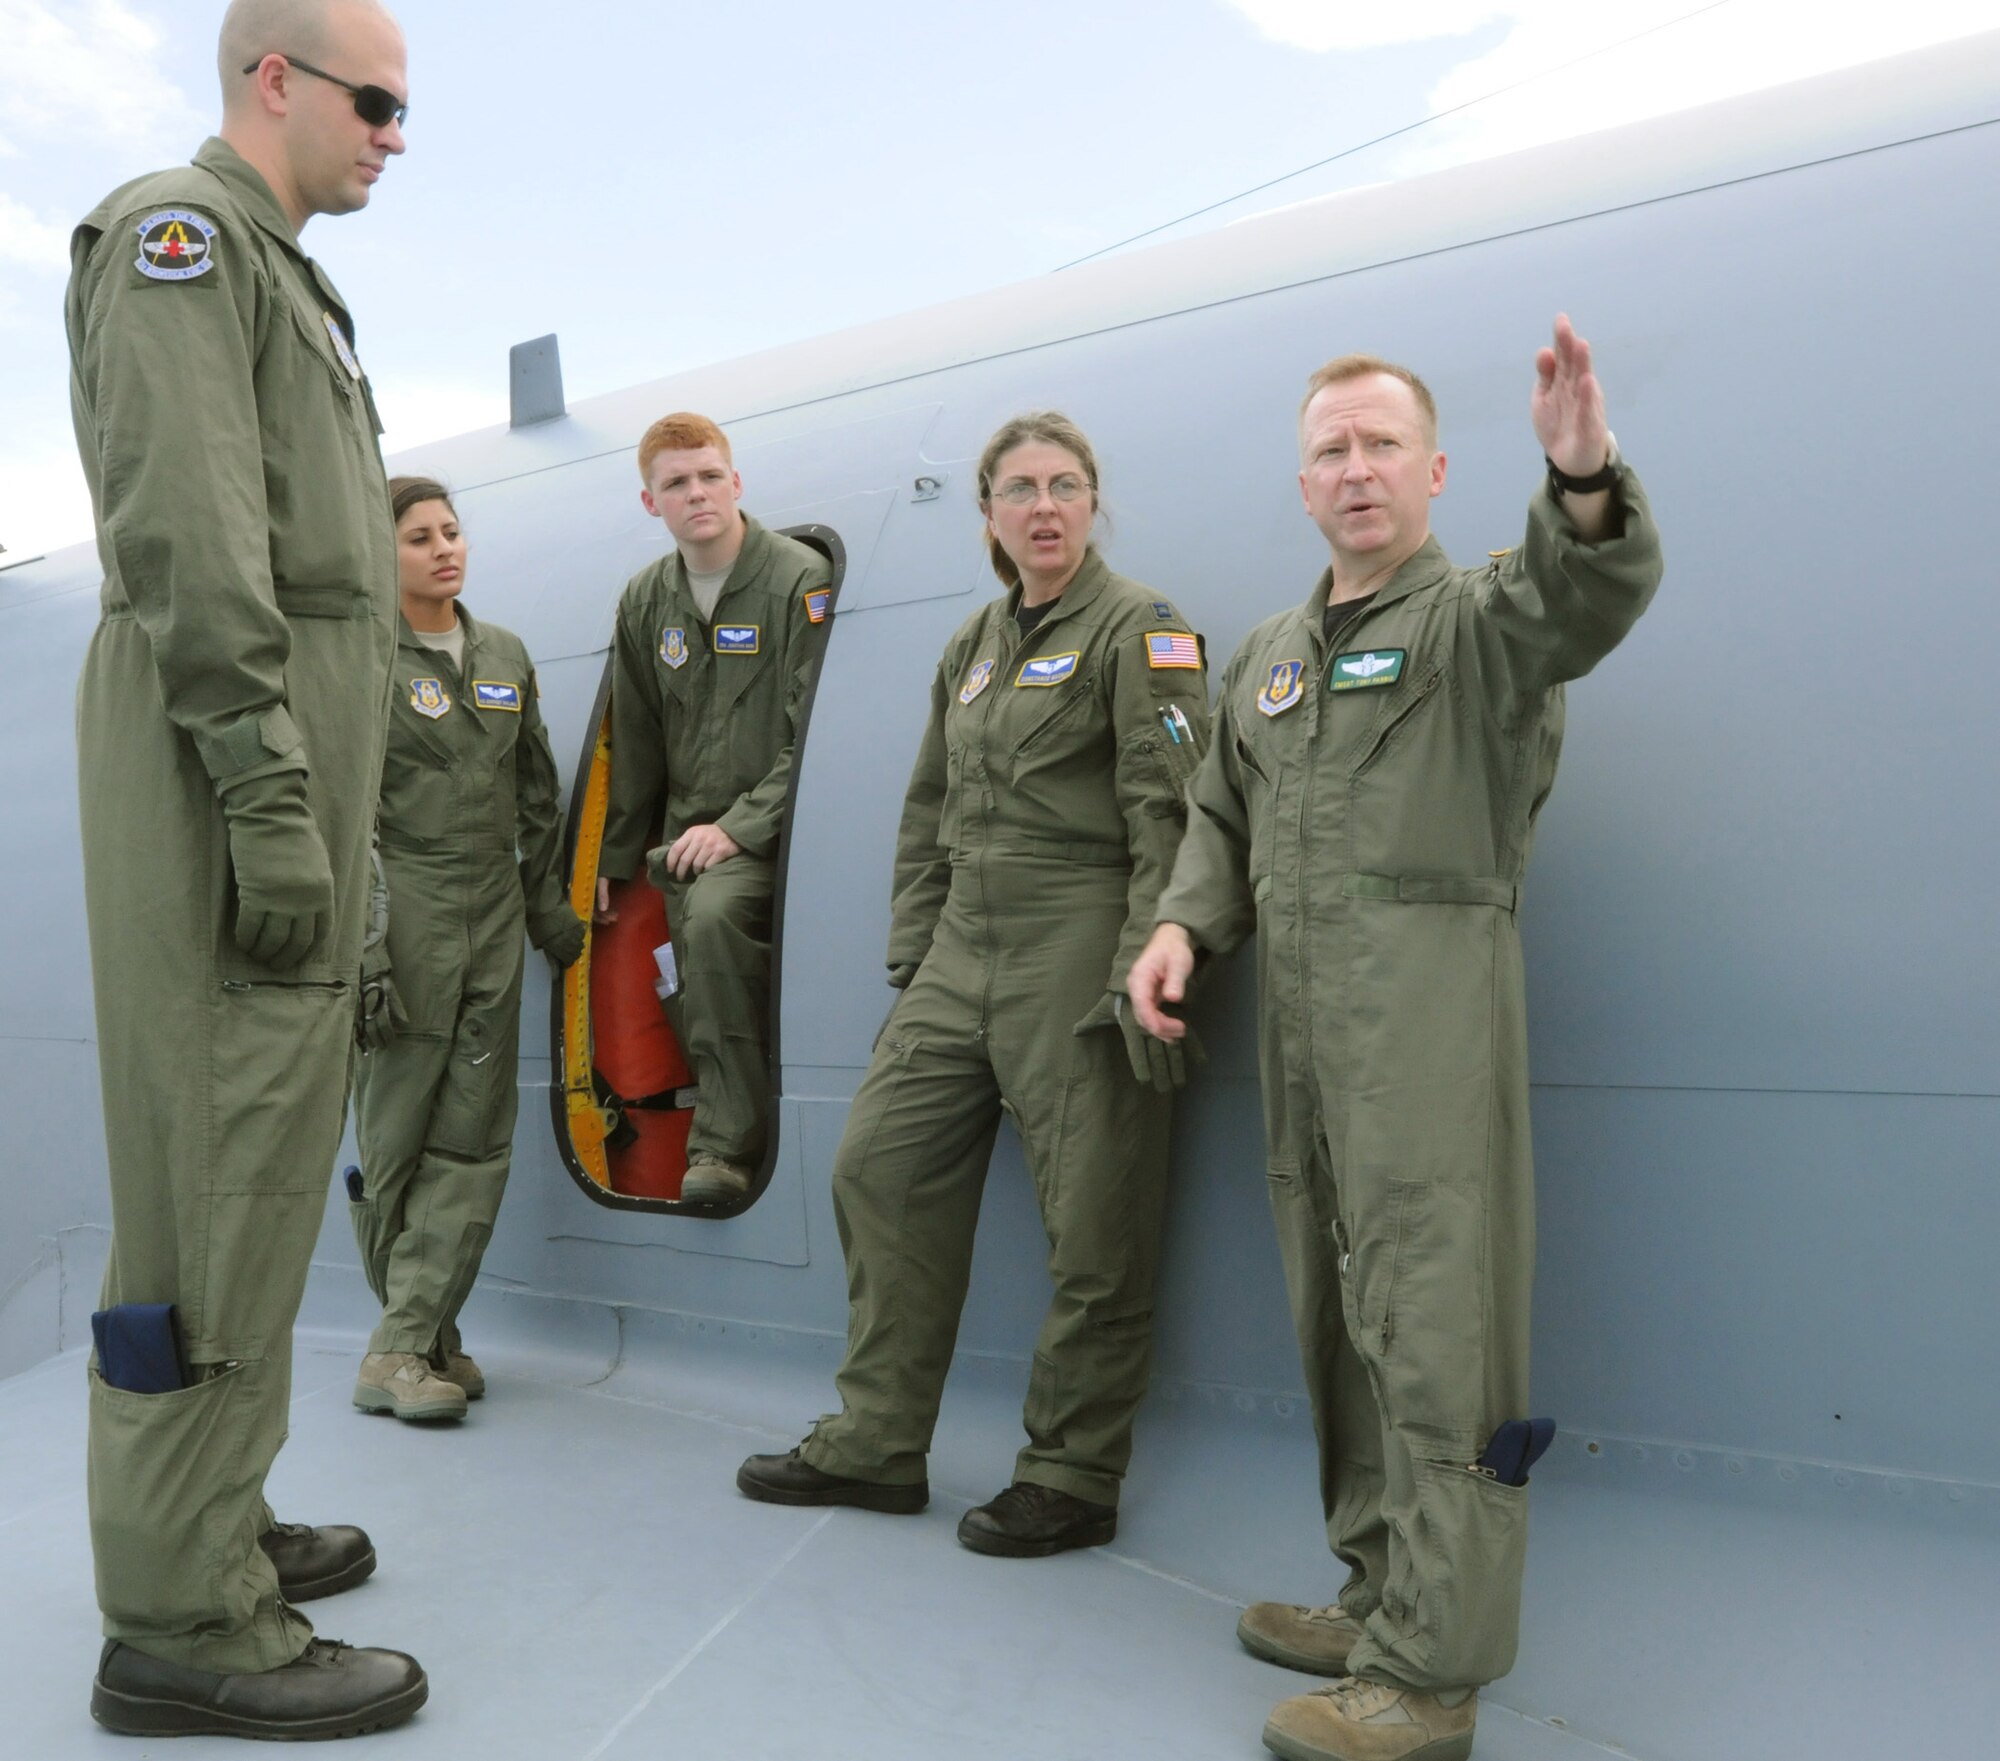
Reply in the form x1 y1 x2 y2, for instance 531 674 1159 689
1352 665 1444 774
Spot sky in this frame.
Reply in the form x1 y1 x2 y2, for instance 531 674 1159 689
1 0 1992 563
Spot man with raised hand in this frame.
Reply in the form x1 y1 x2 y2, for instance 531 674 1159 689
1128 319 1663 1761
67 0 425 1738
597 413 833 1206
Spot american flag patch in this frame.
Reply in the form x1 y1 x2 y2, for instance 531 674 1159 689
1146 632 1200 670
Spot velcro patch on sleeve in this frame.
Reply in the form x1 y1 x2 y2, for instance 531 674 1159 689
1146 632 1201 670
134 209 218 282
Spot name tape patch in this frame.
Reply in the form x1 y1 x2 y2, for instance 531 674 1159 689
715 624 761 654
472 680 522 712
1329 649 1406 692
1146 632 1201 671
1016 651 1080 687
135 209 217 282
410 677 451 719
1256 659 1306 717
959 658 995 705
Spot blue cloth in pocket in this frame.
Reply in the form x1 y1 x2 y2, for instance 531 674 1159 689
91 1303 190 1394
1477 1417 1555 1487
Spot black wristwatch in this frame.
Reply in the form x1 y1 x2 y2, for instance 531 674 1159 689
1546 434 1620 497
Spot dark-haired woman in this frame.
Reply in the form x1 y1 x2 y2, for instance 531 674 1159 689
738 413 1210 1551
348 476 585 1422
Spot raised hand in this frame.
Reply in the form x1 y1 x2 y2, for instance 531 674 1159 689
1532 313 1611 478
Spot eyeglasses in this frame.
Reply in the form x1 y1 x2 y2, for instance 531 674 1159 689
991 474 1092 506
243 54 409 128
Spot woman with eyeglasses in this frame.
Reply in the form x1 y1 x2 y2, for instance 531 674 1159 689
347 475 586 1423
737 412 1211 1554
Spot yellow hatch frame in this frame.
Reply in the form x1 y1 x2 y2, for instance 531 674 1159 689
560 711 614 1189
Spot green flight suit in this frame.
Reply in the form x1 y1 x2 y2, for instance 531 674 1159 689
66 139 396 1672
602 516 832 1168
801 551 1209 1507
1155 473 1663 1690
350 611 574 1358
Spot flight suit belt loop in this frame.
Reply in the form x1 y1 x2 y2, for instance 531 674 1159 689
378 830 514 857
1339 873 1520 910
974 838 1132 868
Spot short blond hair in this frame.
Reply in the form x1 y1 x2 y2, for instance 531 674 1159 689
638 412 732 481
1299 354 1438 450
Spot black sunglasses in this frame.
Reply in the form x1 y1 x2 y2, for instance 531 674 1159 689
243 54 408 128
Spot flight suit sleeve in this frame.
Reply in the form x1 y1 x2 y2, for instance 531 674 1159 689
1153 668 1259 959
515 662 574 943
601 584 667 881
1107 621 1211 990
69 206 306 790
1473 464 1664 693
713 556 831 859
884 658 954 973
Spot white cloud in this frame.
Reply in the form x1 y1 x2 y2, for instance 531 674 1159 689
375 378 512 458
0 442 93 563
0 0 202 160
0 192 70 272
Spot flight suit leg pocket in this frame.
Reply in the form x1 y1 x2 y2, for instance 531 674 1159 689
87 1361 277 1652
1366 1179 1488 1433
1382 1458 1527 1686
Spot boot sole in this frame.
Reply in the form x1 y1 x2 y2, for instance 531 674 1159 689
1236 1614 1356 1676
352 1389 466 1423
91 1674 427 1741
1261 1716 1472 1761
276 1545 378 1603
734 1463 927 1513
955 1513 1117 1558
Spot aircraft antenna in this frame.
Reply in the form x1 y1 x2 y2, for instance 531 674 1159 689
1054 0 1734 271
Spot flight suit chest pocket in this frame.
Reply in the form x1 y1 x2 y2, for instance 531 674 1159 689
709 622 773 714
281 294 365 410
1348 661 1447 776
1007 658 1096 762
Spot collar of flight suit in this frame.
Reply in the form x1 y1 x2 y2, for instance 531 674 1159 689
1299 534 1452 645
192 136 355 324
663 513 776 620
396 603 488 662
1002 545 1111 634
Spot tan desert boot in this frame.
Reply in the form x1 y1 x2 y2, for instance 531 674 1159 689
353 1352 468 1423
1237 1601 1366 1674
431 1350 485 1400
680 1155 753 1204
1262 1676 1477 1761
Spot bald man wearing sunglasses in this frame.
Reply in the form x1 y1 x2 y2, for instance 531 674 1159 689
66 0 428 1739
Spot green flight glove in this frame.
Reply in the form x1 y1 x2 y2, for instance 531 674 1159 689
533 907 588 969
220 768 334 971
1072 989 1201 1093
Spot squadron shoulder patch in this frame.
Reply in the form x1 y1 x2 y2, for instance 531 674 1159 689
471 680 522 712
1015 652 1080 687
1146 632 1201 671
661 626 689 670
322 312 362 380
410 677 451 719
134 209 217 282
1256 659 1306 717
804 587 831 624
958 658 996 705
714 624 761 654
1329 649 1406 692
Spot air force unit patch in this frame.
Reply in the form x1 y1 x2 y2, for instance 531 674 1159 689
410 678 451 719
1015 652 1080 687
959 658 995 705
1329 649 1407 692
715 624 760 654
472 681 522 712
135 210 217 282
804 587 831 624
1256 659 1306 717
661 626 689 669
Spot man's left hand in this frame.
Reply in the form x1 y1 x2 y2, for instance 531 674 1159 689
1532 313 1611 478
665 824 742 880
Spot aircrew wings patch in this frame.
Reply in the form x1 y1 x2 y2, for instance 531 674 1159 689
135 210 217 282
1015 652 1080 687
472 681 522 712
1146 632 1201 670
714 624 760 654
1329 649 1406 691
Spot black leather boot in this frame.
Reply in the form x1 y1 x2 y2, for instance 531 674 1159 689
957 1481 1117 1557
736 1446 927 1512
259 1522 377 1601
91 1638 427 1739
